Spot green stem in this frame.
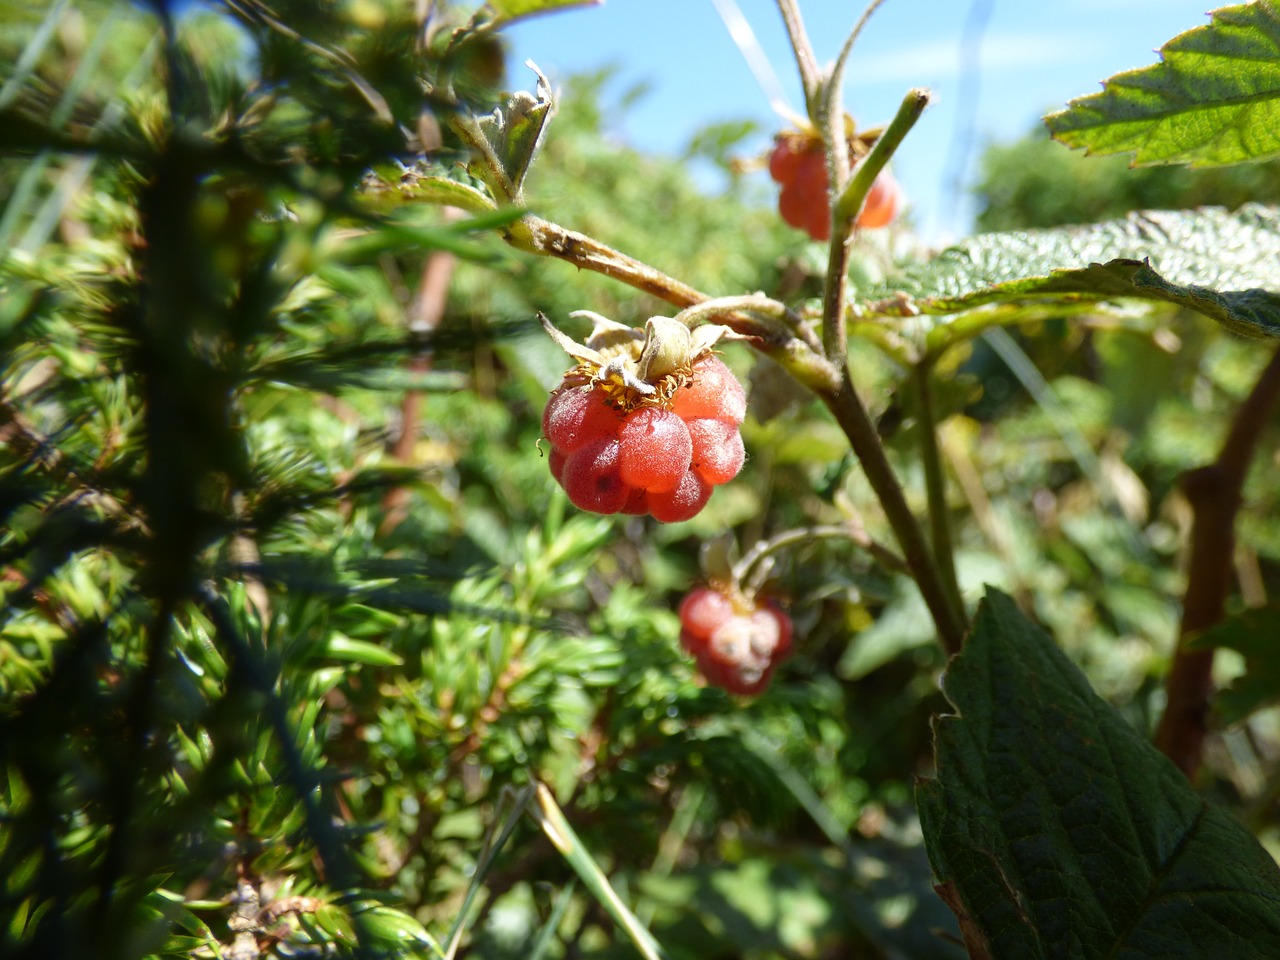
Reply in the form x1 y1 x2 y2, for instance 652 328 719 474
773 0 821 116
733 523 907 595
822 378 967 654
833 87 929 226
914 359 964 629
822 88 929 364
672 294 825 362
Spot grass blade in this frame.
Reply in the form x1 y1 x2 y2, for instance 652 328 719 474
530 781 670 960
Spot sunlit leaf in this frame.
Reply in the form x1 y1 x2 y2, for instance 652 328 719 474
918 590 1280 959
874 205 1280 343
1047 1 1280 166
485 0 603 26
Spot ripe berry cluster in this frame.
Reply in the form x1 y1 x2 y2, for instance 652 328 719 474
678 586 792 695
543 355 746 523
767 132 899 242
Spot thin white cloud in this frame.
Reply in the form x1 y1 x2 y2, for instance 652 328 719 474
844 33 1084 85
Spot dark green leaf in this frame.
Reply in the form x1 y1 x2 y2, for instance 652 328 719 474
1047 1 1280 166
917 589 1280 959
876 205 1280 342
1189 605 1280 724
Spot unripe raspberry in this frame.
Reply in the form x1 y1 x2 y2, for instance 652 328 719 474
676 585 793 695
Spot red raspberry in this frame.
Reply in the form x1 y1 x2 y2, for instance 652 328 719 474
770 138 830 242
685 417 745 486
678 586 736 639
768 132 900 240
544 357 748 523
768 137 804 182
677 586 793 695
855 166 900 229
646 469 712 524
548 445 567 484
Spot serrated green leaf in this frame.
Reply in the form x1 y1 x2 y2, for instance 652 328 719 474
917 589 1280 959
876 205 1280 343
1189 605 1280 724
1047 1 1280 166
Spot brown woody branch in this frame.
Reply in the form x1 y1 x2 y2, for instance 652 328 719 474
1154 344 1280 778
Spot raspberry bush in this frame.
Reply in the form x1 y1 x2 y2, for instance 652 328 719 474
7 1 1280 958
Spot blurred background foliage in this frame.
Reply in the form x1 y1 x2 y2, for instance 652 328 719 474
2 2 1280 959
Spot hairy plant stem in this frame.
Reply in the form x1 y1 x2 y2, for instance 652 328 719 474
733 523 908 594
509 216 840 393
774 0 821 116
823 379 966 653
822 88 929 364
1155 343 1280 779
914 360 964 629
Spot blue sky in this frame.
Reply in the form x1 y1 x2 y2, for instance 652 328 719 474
505 0 1219 243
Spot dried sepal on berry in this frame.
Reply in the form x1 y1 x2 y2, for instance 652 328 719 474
540 311 740 413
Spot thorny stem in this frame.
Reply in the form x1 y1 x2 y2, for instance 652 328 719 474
822 88 929 364
1154 343 1280 779
914 360 965 631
